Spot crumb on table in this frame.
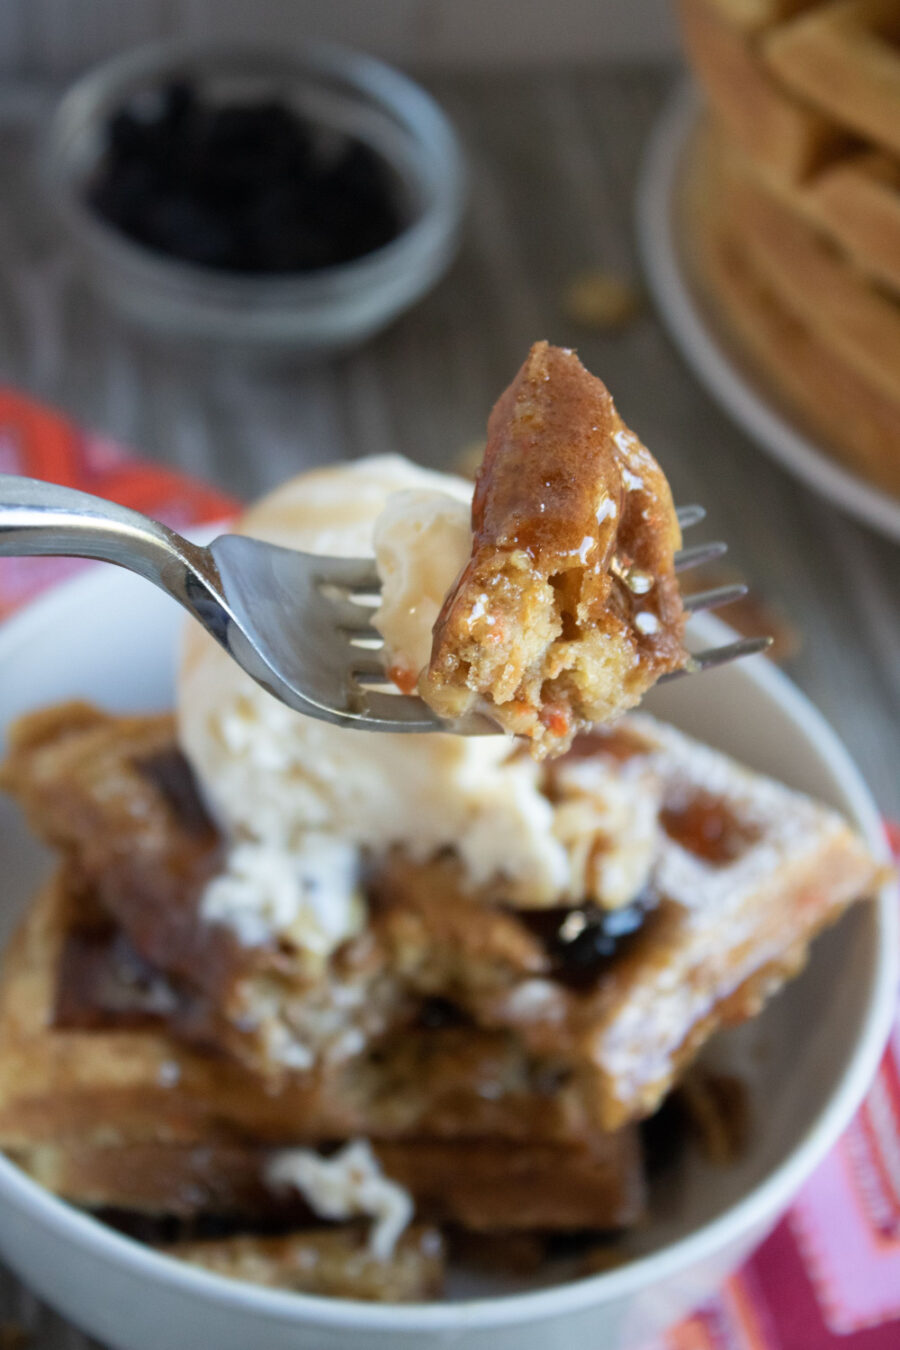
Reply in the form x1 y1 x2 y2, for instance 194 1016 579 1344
562 270 643 330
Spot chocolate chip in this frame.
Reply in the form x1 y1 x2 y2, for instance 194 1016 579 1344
516 895 651 989
416 997 471 1030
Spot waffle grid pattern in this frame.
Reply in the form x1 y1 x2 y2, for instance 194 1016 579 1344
678 0 900 496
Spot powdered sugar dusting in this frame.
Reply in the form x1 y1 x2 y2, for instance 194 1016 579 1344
626 713 847 914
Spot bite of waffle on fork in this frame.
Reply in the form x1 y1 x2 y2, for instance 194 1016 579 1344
417 342 687 758
0 700 881 1298
677 0 900 495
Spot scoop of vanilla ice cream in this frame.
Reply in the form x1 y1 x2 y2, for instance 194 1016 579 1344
177 456 572 907
179 456 664 918
372 488 471 687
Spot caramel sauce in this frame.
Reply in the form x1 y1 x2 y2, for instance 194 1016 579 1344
466 343 683 642
660 792 761 864
54 925 185 1030
677 1069 750 1165
471 342 628 564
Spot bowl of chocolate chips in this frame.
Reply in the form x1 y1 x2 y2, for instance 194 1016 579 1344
40 41 465 352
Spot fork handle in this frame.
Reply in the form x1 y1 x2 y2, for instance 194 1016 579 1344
0 473 226 622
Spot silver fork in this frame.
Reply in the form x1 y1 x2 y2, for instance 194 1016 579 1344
0 475 770 734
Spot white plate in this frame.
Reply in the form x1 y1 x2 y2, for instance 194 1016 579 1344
0 560 896 1350
637 83 900 544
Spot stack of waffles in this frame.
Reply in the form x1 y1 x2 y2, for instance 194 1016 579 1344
677 0 900 496
0 700 881 1299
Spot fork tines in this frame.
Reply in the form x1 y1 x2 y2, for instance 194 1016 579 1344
323 502 771 720
671 503 772 674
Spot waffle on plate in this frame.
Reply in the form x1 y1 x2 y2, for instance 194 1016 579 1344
677 0 900 493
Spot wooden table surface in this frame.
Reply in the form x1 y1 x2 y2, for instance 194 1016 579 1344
0 66 897 1347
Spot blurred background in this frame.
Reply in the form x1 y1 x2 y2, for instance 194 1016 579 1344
0 1 678 72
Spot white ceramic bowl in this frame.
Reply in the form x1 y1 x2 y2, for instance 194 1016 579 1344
0 559 895 1350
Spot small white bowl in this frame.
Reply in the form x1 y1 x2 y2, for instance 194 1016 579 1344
0 557 895 1350
39 42 466 355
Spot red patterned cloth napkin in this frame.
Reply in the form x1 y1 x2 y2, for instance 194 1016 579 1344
0 388 235 619
0 388 898 1350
